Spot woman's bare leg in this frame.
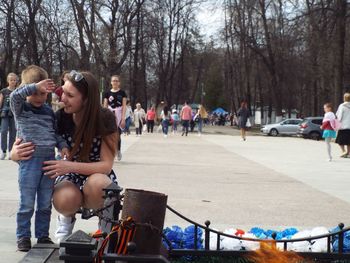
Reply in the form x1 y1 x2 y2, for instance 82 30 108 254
347 145 350 156
53 181 83 217
240 128 246 140
82 173 112 209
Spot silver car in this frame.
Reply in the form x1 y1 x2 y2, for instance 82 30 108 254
261 118 303 136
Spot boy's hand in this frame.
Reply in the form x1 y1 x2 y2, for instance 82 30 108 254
36 79 55 93
61 147 70 160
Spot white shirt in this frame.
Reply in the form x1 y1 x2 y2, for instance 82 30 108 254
336 102 350 129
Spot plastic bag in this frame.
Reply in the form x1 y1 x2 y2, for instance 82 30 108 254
246 118 251 128
290 230 312 252
163 225 184 249
332 226 350 253
310 227 329 252
142 124 147 132
241 233 260 251
183 225 203 249
221 229 242 250
208 231 224 250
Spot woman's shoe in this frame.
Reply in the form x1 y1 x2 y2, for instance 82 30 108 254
55 215 76 243
340 152 348 158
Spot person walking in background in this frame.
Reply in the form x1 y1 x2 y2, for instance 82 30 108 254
124 100 133 135
321 103 337 161
52 71 69 112
336 93 350 158
160 105 170 138
134 103 146 136
180 101 192 136
103 75 127 161
194 105 208 136
0 72 18 160
146 105 156 133
156 101 166 133
171 109 180 134
190 110 196 132
237 101 250 141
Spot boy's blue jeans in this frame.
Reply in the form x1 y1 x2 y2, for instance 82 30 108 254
16 151 55 239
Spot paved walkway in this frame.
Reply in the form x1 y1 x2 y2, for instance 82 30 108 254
1 126 350 261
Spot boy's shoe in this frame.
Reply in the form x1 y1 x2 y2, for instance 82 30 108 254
0 152 6 160
37 236 54 244
55 215 76 243
17 237 31 252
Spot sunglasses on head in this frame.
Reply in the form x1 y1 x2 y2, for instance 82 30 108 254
69 70 84 82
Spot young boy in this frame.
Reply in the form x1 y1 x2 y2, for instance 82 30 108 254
10 65 69 252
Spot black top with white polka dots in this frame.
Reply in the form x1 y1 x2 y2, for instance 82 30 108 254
54 109 117 190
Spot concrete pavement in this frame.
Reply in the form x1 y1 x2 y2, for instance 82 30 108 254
1 126 350 262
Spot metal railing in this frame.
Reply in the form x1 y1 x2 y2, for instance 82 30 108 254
166 205 350 260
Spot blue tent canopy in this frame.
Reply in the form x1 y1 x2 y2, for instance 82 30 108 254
211 107 228 115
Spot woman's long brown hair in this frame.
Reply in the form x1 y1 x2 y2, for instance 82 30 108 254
68 71 117 162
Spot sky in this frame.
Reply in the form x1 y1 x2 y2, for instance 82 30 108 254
196 0 224 40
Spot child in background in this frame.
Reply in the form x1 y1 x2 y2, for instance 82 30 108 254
171 109 180 134
10 65 69 251
0 72 18 159
321 103 337 162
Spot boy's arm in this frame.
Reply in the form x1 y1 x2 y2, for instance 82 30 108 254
53 113 69 151
55 133 68 151
10 84 37 116
10 79 55 117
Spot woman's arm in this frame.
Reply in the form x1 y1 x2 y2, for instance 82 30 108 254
103 98 108 108
0 93 3 108
10 138 35 161
336 105 343 121
120 97 127 128
43 132 117 178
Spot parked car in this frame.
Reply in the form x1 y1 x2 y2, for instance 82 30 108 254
260 118 303 136
297 117 323 140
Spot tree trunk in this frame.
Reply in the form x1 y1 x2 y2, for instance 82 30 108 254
334 0 347 105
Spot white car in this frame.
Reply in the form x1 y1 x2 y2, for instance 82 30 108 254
260 118 303 136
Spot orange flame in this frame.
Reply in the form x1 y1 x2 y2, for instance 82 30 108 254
246 242 304 263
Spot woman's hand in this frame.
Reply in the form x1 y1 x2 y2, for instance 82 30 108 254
43 160 73 179
120 119 126 129
10 138 35 161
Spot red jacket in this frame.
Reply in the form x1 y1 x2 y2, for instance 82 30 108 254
321 120 333 131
